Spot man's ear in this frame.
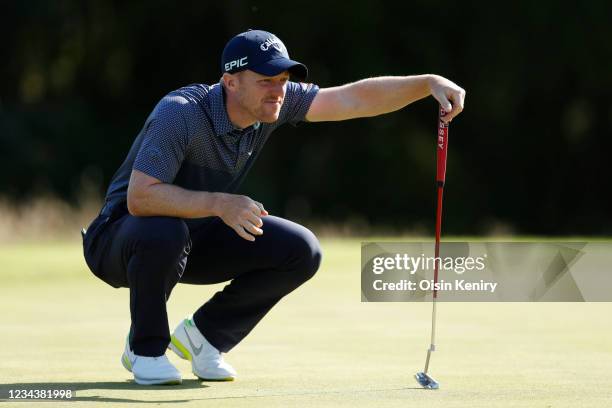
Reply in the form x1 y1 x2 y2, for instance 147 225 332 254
222 73 238 91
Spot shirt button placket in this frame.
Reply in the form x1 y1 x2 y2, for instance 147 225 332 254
235 131 254 171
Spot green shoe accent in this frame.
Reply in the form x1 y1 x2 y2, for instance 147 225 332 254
122 353 132 370
170 335 192 361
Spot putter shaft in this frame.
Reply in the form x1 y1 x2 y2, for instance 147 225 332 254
416 105 448 390
423 300 437 373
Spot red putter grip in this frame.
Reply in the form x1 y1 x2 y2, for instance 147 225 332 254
436 106 449 185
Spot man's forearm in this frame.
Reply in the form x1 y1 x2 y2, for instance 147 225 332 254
345 74 433 117
307 74 437 122
127 174 269 241
128 182 221 218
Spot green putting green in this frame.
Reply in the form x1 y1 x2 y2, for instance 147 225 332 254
1 239 611 407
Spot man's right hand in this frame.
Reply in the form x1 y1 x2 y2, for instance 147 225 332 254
214 193 269 241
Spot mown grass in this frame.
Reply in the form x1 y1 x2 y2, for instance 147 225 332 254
1 238 611 407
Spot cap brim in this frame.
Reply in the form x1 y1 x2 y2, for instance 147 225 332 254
250 58 308 81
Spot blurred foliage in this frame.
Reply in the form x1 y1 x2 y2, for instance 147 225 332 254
1 0 611 235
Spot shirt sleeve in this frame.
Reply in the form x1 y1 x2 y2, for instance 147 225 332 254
278 81 319 126
133 95 191 183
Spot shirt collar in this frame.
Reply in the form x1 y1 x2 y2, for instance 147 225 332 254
210 81 261 136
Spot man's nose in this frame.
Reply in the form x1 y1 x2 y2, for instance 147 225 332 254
271 83 285 97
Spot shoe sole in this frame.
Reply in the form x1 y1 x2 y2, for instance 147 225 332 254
169 335 235 382
134 377 182 386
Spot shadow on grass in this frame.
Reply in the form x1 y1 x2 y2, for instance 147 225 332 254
0 379 208 403
1 381 428 403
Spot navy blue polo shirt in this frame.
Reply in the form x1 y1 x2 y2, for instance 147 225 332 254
103 80 319 224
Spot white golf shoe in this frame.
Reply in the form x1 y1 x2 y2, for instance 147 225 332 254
121 336 182 385
168 317 237 381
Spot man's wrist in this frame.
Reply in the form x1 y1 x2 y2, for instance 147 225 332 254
206 192 223 217
423 74 436 95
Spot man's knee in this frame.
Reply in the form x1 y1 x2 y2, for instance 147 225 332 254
285 225 322 283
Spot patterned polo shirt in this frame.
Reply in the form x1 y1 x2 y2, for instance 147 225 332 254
102 80 319 225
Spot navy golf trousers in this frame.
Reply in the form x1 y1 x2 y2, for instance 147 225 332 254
82 202 322 356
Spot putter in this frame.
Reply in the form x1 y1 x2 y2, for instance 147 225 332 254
415 105 449 390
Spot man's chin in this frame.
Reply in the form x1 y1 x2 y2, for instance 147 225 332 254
258 112 281 123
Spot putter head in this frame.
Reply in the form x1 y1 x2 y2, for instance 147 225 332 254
415 372 439 389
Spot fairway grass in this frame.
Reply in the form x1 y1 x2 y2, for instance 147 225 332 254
1 239 611 407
